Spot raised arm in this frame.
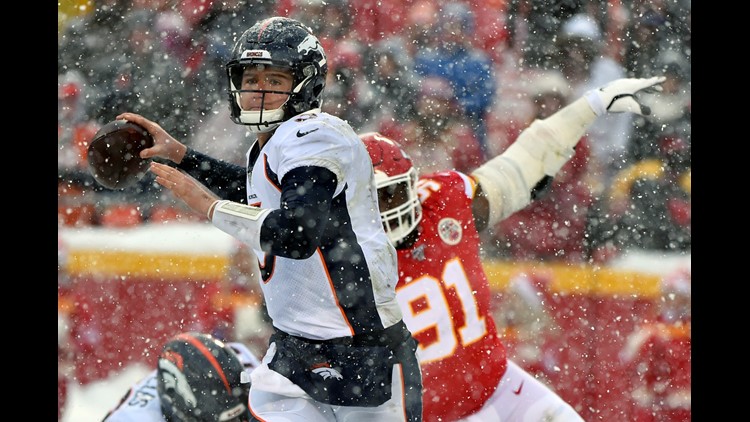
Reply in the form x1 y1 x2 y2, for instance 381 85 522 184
470 76 665 230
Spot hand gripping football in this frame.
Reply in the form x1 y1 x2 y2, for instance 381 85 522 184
87 120 154 189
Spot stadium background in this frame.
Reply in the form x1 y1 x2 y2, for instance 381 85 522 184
58 0 690 420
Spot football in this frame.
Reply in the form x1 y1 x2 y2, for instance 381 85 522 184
87 120 154 190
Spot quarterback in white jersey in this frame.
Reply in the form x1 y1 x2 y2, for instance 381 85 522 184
239 110 402 339
119 16 422 422
103 333 260 422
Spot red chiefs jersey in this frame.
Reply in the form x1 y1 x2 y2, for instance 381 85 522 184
395 170 507 422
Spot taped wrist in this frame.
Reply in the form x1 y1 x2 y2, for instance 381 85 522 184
211 200 271 252
471 150 536 227
530 97 597 175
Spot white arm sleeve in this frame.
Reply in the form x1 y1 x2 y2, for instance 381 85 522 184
471 97 597 227
211 200 271 252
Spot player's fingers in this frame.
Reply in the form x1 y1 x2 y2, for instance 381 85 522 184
149 162 172 179
116 112 148 127
117 112 165 139
140 144 166 159
154 175 183 195
638 76 666 92
153 175 173 191
649 76 666 84
151 163 189 188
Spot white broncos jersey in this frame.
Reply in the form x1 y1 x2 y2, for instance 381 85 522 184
103 342 260 422
244 110 402 340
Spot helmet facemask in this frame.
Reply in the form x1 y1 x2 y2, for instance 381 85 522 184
225 17 328 133
375 167 422 247
227 63 293 133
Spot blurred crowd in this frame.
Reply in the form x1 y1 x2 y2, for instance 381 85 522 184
58 0 691 262
58 2 690 420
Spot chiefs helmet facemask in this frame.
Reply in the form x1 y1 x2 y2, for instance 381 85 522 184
360 132 422 247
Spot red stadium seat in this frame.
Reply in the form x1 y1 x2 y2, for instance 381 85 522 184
100 204 143 227
148 204 185 224
58 204 97 227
